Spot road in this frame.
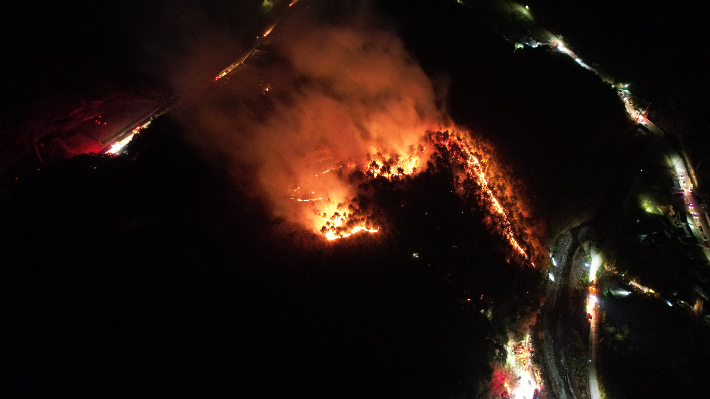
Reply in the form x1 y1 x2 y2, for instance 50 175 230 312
643 119 710 259
588 284 601 399
483 2 710 398
671 154 710 258
539 230 579 399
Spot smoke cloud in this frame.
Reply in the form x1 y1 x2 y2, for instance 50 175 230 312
180 9 449 233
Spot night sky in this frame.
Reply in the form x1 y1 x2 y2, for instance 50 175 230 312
2 0 709 397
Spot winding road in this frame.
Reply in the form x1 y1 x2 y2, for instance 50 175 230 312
539 230 579 399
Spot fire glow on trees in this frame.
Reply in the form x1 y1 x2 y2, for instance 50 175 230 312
434 132 531 263
290 130 534 266
289 145 430 240
180 18 543 262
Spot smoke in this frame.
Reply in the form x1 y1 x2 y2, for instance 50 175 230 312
181 9 450 233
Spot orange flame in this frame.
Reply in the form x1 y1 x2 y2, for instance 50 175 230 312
366 152 422 179
289 131 533 261
434 132 531 263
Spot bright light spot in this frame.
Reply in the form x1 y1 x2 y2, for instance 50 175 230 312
511 373 537 399
548 272 555 282
589 252 602 282
557 44 573 56
552 258 557 267
263 24 275 37
666 300 673 307
437 134 530 260
106 121 151 155
106 135 134 154
412 252 419 259
324 225 379 241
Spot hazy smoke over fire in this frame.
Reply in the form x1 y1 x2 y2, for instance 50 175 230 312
183 12 449 237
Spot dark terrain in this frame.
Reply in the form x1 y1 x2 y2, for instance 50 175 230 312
2 0 702 397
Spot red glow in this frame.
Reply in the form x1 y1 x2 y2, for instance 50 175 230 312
287 130 535 262
434 132 531 262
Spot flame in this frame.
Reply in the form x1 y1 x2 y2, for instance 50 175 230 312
287 130 533 261
318 202 379 240
433 132 531 262
366 151 422 179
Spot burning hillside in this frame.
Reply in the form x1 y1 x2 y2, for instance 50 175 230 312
177 11 545 265
283 129 541 266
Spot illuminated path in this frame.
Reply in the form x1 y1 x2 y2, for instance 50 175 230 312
587 253 602 399
589 308 601 399
539 231 578 399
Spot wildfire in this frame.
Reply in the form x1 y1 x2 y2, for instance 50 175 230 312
287 130 533 262
321 206 379 240
366 152 422 179
433 132 530 262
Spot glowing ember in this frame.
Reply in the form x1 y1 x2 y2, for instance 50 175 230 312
319 203 379 240
286 130 534 259
434 132 531 262
289 146 427 241
366 151 422 179
292 185 379 240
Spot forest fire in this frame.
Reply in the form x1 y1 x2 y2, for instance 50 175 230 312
366 150 423 179
287 143 431 241
178 20 543 262
289 130 535 264
433 132 531 263
320 204 379 240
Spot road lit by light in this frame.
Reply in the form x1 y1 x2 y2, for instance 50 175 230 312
106 121 151 155
589 252 601 282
